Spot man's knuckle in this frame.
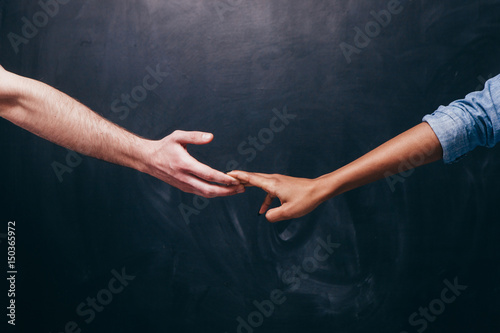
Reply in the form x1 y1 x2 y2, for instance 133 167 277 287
176 160 189 171
204 172 217 181
205 190 217 198
189 132 198 141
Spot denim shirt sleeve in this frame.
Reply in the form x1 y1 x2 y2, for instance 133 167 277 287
422 74 500 164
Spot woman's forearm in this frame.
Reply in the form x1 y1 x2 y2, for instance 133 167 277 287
316 122 443 201
229 75 500 222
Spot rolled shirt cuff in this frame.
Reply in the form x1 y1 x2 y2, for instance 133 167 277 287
422 106 472 164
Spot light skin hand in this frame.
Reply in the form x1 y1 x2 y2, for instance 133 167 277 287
228 171 325 222
145 131 244 198
0 65 243 198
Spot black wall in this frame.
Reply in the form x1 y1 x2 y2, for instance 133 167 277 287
1 1 500 332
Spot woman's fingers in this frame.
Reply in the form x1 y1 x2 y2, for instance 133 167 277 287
229 170 292 221
228 171 274 192
265 204 291 223
259 193 276 215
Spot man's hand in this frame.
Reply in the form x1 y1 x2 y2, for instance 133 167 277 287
0 67 244 198
228 171 325 222
146 131 245 198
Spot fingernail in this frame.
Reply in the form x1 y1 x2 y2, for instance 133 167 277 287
202 133 212 140
225 170 233 174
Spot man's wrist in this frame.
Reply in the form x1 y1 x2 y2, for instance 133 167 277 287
131 138 157 176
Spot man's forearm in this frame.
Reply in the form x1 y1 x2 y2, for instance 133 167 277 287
316 122 443 200
0 69 151 173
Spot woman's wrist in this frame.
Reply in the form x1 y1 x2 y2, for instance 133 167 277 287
313 172 344 203
0 69 21 99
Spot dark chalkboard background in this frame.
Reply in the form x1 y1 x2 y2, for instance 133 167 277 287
1 1 500 332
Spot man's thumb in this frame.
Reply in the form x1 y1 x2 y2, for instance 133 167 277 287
174 131 213 145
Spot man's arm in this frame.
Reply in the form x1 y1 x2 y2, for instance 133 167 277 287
0 66 244 198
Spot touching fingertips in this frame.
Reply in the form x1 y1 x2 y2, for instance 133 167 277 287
230 178 241 186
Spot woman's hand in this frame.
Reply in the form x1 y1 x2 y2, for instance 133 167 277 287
228 171 327 222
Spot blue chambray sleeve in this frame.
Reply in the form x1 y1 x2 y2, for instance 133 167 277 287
422 74 500 164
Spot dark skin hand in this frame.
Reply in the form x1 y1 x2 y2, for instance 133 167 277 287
230 122 443 222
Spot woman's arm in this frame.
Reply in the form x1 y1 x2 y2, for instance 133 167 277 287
229 123 442 222
230 73 500 222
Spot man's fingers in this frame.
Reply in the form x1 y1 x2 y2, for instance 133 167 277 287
227 170 250 183
183 175 245 198
169 131 241 186
172 130 214 145
227 171 255 187
187 158 240 186
228 171 274 192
